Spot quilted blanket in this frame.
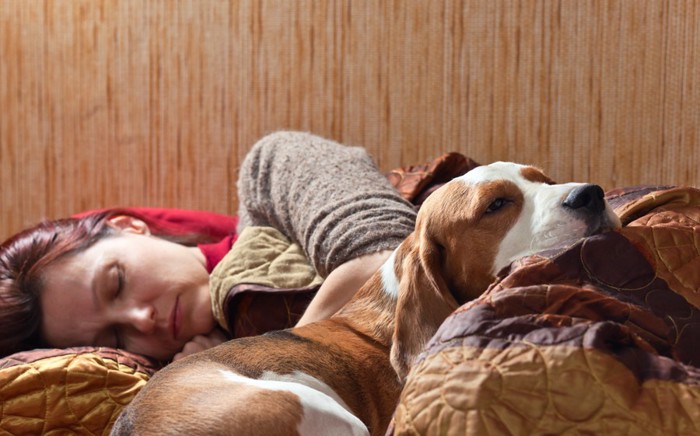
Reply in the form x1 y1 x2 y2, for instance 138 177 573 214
3 153 698 435
392 185 700 435
210 226 323 338
0 347 157 434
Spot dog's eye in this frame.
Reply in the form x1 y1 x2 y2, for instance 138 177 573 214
486 198 508 214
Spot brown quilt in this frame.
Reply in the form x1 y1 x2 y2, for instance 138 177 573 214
3 154 699 435
392 185 700 435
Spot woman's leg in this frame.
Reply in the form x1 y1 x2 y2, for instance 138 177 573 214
237 131 416 323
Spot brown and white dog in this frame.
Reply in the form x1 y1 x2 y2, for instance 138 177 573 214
111 162 620 436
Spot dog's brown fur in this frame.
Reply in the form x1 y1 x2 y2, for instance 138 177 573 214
112 164 617 436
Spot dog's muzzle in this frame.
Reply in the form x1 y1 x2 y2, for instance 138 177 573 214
563 184 618 234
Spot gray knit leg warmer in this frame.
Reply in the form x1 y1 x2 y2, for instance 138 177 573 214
236 131 417 277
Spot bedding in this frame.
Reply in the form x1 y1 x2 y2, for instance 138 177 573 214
0 347 157 434
391 185 700 435
2 153 698 435
210 225 323 338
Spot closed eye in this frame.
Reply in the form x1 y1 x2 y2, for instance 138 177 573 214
485 198 510 214
113 265 125 348
113 326 124 349
116 265 124 296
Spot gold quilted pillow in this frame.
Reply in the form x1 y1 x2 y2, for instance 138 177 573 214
0 347 159 435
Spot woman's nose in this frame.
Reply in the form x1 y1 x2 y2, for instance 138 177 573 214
124 305 157 335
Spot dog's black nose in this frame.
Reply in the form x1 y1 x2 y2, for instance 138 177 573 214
563 184 605 214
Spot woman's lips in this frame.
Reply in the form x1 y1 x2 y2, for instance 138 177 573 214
171 296 181 341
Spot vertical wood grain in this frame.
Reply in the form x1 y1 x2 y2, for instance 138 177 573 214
1 0 699 240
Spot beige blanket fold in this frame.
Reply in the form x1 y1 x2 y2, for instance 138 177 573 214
210 226 323 332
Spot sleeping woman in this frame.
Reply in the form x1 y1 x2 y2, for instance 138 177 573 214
0 132 417 362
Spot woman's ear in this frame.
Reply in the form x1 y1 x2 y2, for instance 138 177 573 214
106 215 151 235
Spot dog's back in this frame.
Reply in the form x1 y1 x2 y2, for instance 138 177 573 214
112 324 399 436
112 361 368 436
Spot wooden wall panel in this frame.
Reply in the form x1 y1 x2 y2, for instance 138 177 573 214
1 0 699 240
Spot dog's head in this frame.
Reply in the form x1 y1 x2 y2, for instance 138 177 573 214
389 162 620 379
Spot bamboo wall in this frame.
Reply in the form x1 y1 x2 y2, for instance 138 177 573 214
2 1 699 240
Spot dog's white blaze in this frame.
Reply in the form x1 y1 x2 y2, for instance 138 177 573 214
454 162 619 273
218 369 369 436
380 250 400 298
495 180 583 271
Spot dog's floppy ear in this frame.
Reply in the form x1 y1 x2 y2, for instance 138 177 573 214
390 228 460 381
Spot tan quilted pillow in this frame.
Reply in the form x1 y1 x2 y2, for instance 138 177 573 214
0 347 159 435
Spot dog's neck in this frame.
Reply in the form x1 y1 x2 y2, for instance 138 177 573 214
331 253 400 349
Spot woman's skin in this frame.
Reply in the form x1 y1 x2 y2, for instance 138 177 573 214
295 250 393 326
40 216 221 361
39 215 388 361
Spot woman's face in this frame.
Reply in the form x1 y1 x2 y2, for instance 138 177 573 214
40 217 215 360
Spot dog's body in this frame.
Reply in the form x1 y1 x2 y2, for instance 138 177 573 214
111 162 620 436
113 275 400 436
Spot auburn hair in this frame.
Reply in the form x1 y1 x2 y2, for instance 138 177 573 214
0 210 216 357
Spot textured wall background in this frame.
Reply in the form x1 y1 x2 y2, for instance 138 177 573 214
1 1 699 239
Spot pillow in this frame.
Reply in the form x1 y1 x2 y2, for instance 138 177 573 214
0 347 159 434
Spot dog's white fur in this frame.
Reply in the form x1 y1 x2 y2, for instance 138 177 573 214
464 162 620 272
111 162 620 436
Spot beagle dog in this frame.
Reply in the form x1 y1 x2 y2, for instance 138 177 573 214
111 162 620 436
